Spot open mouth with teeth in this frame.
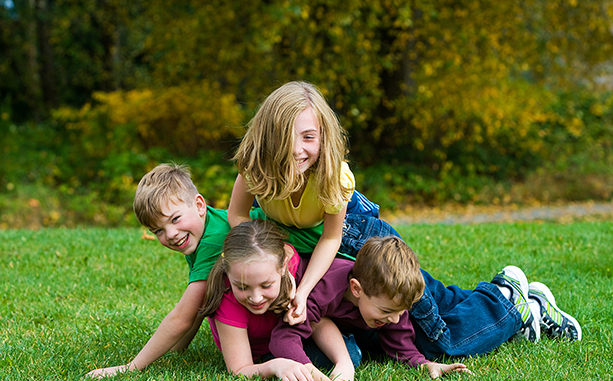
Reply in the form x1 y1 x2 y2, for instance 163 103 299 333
175 234 189 248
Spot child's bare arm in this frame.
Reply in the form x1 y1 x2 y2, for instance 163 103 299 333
291 207 345 323
311 317 355 381
228 174 256 227
216 320 327 381
86 280 208 378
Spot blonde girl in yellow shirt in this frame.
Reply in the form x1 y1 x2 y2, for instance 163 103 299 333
228 81 356 324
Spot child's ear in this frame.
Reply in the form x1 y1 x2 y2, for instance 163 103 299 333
349 278 363 299
194 194 207 216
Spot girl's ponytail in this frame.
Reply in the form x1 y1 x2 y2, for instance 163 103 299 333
200 257 229 317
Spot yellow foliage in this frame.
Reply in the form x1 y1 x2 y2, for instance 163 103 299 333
92 82 243 156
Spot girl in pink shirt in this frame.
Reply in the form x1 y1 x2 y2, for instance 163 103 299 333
200 219 353 381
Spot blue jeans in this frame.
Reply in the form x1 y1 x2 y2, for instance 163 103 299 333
339 214 522 360
339 213 400 260
346 190 380 218
410 271 522 359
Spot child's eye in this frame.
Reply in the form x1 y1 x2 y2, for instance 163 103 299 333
152 229 163 236
261 283 272 289
172 216 180 223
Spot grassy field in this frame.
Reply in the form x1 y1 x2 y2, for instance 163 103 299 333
1 222 611 380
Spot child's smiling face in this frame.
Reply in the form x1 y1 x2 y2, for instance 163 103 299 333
149 194 207 256
293 107 320 174
227 253 285 315
357 293 407 328
348 278 408 329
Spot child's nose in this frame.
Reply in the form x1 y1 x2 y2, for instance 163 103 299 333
293 140 303 155
167 226 179 238
250 290 263 303
388 312 402 324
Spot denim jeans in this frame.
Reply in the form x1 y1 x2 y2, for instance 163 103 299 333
339 214 522 360
346 190 380 218
410 270 522 359
339 213 401 260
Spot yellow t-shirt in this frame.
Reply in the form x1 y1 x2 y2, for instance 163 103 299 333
256 162 355 228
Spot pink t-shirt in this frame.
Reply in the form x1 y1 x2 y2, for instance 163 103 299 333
208 245 300 359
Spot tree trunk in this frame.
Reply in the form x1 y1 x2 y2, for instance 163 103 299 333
36 0 58 110
24 0 42 120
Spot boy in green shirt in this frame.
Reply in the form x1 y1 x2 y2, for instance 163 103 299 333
86 163 319 377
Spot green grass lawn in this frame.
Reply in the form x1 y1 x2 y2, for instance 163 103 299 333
1 223 611 380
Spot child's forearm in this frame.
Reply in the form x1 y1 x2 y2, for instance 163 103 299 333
296 235 339 298
295 211 344 315
131 308 198 369
311 318 355 381
129 280 207 370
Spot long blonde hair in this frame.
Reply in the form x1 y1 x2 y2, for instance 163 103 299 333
200 219 295 316
233 81 351 208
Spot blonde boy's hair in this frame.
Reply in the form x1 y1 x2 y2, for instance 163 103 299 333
233 81 351 208
200 219 294 316
352 236 425 310
133 163 199 228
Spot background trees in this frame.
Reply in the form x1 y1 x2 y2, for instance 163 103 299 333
2 0 613 227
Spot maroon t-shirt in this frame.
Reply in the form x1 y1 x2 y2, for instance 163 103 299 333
269 258 427 367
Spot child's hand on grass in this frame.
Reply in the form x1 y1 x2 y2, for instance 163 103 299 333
331 360 355 381
85 363 134 378
424 361 473 378
268 358 316 381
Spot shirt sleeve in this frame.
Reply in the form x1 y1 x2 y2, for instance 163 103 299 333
378 312 427 367
268 258 351 364
269 318 313 364
323 162 355 215
214 292 250 329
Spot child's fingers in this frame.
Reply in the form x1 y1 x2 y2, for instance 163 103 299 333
450 363 473 376
290 310 307 325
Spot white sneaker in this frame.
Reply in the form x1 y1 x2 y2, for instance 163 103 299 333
529 282 582 341
492 265 540 342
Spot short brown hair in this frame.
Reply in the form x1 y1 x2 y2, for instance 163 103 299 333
133 163 199 228
352 236 424 309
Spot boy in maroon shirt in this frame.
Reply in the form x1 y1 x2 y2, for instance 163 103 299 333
269 236 470 379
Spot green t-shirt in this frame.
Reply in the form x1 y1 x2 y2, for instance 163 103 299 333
185 206 230 283
185 207 326 284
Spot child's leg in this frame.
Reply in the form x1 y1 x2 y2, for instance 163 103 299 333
410 269 523 359
338 214 400 259
346 190 380 218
